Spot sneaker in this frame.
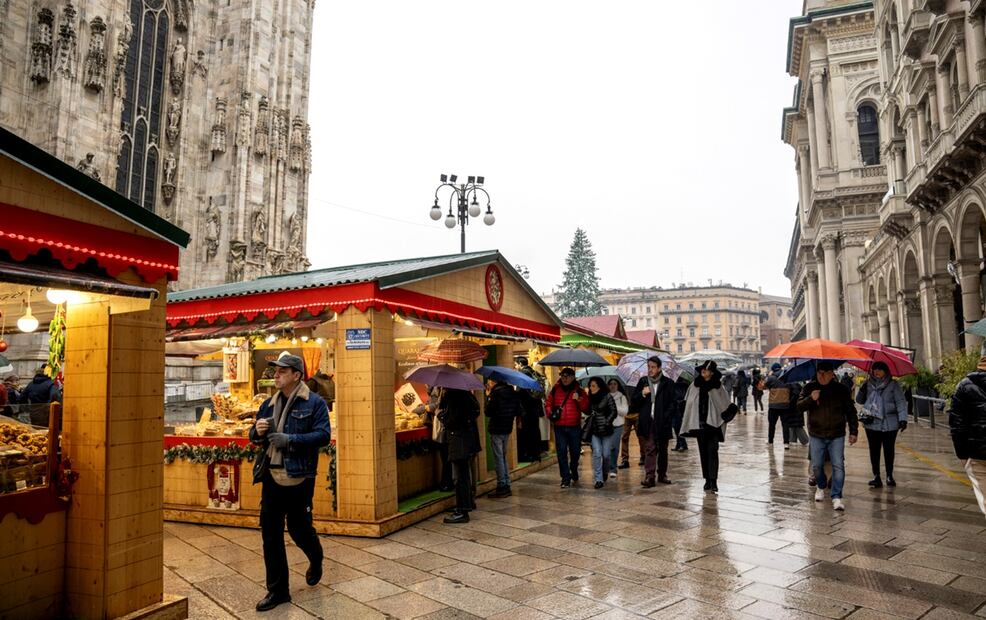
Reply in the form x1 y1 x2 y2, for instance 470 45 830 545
832 498 845 511
886 477 896 487
784 445 790 451
868 477 883 488
444 511 470 524
609 471 617 479
814 487 826 502
594 481 604 489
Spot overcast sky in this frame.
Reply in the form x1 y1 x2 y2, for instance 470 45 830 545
307 1 802 298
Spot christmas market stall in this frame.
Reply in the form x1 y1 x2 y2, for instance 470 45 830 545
163 250 562 537
0 128 189 619
561 316 648 363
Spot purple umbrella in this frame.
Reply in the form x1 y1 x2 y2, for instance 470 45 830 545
405 364 484 391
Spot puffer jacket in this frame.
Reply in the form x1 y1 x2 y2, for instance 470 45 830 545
950 371 986 461
582 393 618 442
486 383 523 435
545 381 589 427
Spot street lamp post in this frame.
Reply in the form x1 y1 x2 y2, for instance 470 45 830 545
429 174 494 253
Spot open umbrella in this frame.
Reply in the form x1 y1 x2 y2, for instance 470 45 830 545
617 351 686 383
576 366 625 387
679 349 742 367
965 317 986 338
537 348 609 367
780 359 846 382
476 365 542 391
844 339 917 376
765 338 869 361
405 364 484 391
417 339 488 364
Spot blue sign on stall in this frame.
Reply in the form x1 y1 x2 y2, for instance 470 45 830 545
345 328 371 350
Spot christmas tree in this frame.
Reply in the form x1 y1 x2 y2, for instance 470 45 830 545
555 228 602 318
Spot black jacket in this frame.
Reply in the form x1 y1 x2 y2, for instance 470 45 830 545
582 393 618 442
439 389 481 461
797 380 859 439
486 383 522 435
951 371 986 461
630 374 677 441
19 374 60 404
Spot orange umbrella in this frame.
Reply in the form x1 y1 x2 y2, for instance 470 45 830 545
764 338 870 361
417 338 488 364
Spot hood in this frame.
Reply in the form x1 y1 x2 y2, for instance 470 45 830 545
32 375 51 385
967 371 986 391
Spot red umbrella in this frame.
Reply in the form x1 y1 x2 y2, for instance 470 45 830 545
844 339 917 377
765 338 870 361
417 339 488 364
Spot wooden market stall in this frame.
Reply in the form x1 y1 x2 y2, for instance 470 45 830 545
0 129 190 619
562 316 648 364
163 251 562 537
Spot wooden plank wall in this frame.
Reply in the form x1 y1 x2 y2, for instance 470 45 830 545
0 512 66 618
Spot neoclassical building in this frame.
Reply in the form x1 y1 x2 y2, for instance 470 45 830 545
783 2 889 348
0 0 314 289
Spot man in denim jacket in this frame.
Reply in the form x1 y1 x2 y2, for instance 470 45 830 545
249 354 331 612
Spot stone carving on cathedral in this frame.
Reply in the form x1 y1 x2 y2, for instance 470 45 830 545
76 152 100 181
190 50 207 80
54 3 77 79
251 209 267 250
236 93 252 148
112 16 132 97
267 249 285 275
30 9 55 84
161 152 177 203
82 17 107 92
166 98 182 145
288 211 303 252
169 37 186 94
204 203 221 260
228 241 247 281
254 96 270 156
289 116 304 172
305 123 312 173
211 97 228 154
274 109 288 162
173 0 189 32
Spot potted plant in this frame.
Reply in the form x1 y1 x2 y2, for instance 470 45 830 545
899 366 939 418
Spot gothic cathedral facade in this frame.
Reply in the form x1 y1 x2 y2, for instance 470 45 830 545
0 0 314 289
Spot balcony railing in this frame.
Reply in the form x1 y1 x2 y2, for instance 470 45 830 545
902 9 933 59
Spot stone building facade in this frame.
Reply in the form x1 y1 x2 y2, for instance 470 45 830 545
0 0 313 290
759 294 795 353
783 1 888 348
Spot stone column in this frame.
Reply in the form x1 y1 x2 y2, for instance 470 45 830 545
877 308 891 344
956 38 971 100
937 63 954 128
893 144 907 188
798 144 812 211
958 259 984 351
887 298 901 347
919 279 943 368
916 105 929 154
810 69 831 169
970 14 986 85
928 85 941 135
862 312 875 342
822 236 842 341
805 104 820 179
934 277 961 357
806 269 821 339
816 247 830 340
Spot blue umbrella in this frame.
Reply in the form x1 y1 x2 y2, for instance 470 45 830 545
779 359 846 383
476 365 542 391
405 364 484 391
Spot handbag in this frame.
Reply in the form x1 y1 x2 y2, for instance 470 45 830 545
549 389 573 422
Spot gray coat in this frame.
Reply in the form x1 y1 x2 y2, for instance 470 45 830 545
856 378 908 432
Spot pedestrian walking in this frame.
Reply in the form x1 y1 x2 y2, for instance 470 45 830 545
485 377 523 498
856 361 908 488
545 367 589 488
618 390 645 469
630 356 677 487
582 377 619 488
840 371 856 399
607 379 628 476
784 389 810 449
671 378 689 452
798 361 859 511
249 355 330 612
751 369 765 413
765 363 798 447
515 357 547 463
681 361 738 493
734 370 751 413
949 354 986 519
413 386 454 492
439 387 482 523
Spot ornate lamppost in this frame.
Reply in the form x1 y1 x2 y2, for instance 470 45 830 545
429 174 494 253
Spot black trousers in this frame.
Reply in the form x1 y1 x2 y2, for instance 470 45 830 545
753 393 764 411
865 428 898 477
450 458 475 513
767 409 789 444
438 442 453 489
259 473 323 597
696 432 719 483
736 394 748 411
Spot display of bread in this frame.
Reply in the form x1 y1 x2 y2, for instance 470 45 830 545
394 409 425 432
0 422 47 457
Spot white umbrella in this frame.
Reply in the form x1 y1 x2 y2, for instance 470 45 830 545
679 349 742 368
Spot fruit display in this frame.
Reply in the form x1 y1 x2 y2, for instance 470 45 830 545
395 409 425 432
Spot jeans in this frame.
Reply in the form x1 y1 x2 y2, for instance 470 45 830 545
696 431 719 483
451 458 474 512
620 416 641 465
591 432 618 482
554 425 581 483
787 426 809 445
609 425 623 471
865 428 898 478
768 409 789 444
490 433 510 488
259 474 323 596
810 436 846 499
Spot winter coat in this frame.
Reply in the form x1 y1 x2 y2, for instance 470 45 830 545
439 388 482 461
249 383 331 483
733 374 751 397
751 373 765 396
681 371 738 443
950 371 986 461
781 385 805 428
765 372 797 411
545 381 589 428
797 380 859 439
856 377 908 432
630 374 677 441
582 393 618 442
19 374 60 404
486 383 522 435
610 391 628 427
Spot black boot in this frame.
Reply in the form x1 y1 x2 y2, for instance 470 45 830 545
868 477 883 488
256 592 291 612
444 511 470 524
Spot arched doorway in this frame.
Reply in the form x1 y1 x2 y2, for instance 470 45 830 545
957 204 986 350
902 251 926 364
932 226 962 356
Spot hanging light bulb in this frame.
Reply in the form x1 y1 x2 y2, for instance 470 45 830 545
315 337 324 344
265 333 277 344
300 335 309 342
46 289 69 305
17 294 39 333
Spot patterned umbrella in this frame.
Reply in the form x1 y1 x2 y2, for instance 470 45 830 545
417 339 488 364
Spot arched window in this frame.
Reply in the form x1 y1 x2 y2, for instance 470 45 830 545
857 104 880 165
116 0 171 212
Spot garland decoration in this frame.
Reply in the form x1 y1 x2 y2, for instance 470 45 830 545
325 443 337 512
163 442 264 464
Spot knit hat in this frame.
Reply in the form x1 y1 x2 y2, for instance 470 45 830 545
770 362 782 372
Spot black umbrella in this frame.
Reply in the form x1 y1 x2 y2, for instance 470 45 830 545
537 348 609 368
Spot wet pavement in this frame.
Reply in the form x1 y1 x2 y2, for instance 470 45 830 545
164 412 986 619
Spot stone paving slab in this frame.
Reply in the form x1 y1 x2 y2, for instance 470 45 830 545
163 415 986 618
